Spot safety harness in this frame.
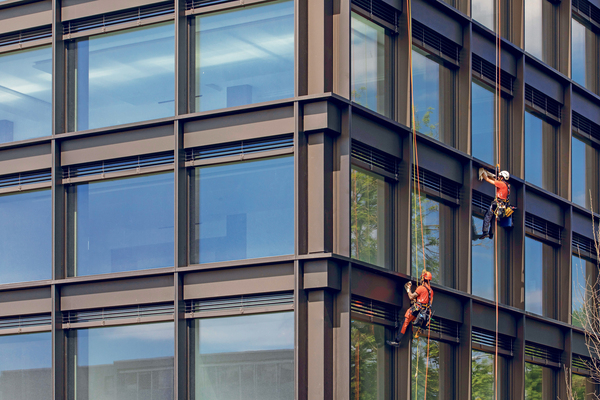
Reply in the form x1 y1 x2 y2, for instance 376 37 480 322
493 181 515 219
412 281 433 329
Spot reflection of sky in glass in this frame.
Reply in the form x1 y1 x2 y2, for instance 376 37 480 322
197 312 294 354
76 322 174 367
412 195 440 282
69 173 174 276
0 189 51 283
75 22 174 130
472 216 494 300
412 48 440 140
0 46 52 143
195 0 294 111
472 0 494 31
572 255 587 328
571 19 586 87
194 156 294 264
472 82 495 165
525 0 543 60
571 136 588 208
525 237 543 315
524 112 543 188
351 13 387 115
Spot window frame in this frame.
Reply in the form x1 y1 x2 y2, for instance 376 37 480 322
524 234 558 318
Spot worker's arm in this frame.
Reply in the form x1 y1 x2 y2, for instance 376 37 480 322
405 282 418 300
482 173 496 185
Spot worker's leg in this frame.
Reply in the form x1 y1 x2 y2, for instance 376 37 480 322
401 313 417 334
481 201 497 237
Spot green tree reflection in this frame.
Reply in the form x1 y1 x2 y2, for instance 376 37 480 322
411 194 440 281
472 350 494 400
525 362 542 400
411 337 440 400
350 320 385 400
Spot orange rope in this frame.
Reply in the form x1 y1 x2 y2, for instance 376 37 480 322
494 0 502 398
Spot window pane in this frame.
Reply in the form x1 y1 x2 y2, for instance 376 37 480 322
525 237 543 315
472 216 495 300
472 81 495 165
525 0 543 60
351 320 387 400
525 112 555 192
572 18 587 88
0 332 52 400
67 173 174 276
351 167 389 268
571 136 595 209
572 254 592 328
68 22 174 131
68 322 174 400
192 312 294 400
572 374 587 400
0 189 51 283
412 338 454 400
0 46 52 143
472 0 494 31
412 48 440 141
191 156 294 264
351 13 390 117
525 362 543 400
472 350 494 400
194 0 294 112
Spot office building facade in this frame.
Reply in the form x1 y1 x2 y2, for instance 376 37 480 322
0 0 599 397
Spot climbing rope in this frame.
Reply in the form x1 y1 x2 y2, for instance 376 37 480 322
494 0 502 397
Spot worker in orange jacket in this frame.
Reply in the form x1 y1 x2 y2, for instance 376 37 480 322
387 270 433 347
479 169 510 239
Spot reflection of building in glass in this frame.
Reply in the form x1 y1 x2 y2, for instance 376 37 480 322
0 368 52 400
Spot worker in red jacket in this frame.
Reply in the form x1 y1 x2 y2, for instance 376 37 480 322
479 169 510 239
387 270 433 347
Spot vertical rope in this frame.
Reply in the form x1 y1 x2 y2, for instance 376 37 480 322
494 0 502 397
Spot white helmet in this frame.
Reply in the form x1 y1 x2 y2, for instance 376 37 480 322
498 171 510 181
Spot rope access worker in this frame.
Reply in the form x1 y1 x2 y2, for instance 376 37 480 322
387 270 433 347
479 169 510 240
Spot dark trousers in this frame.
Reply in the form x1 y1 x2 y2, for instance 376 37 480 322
482 201 500 235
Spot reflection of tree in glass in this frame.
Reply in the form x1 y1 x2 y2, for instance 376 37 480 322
525 362 543 400
471 351 494 400
411 194 440 281
352 86 368 108
414 106 439 140
411 337 440 400
351 169 380 265
350 320 384 400
571 373 586 399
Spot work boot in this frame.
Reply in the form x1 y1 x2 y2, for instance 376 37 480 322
479 232 489 240
489 232 494 239
386 340 401 348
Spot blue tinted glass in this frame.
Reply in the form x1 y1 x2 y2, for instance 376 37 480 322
572 255 588 328
67 173 174 276
192 156 294 264
472 82 495 165
525 0 543 60
195 0 294 112
524 112 543 188
0 190 51 283
0 332 52 400
412 48 440 140
72 23 174 131
193 313 294 400
525 237 543 315
571 136 592 209
472 216 494 300
0 46 52 143
70 323 174 400
571 19 587 88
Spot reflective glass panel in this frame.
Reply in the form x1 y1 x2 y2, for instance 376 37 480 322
412 48 440 140
0 332 52 400
572 254 593 328
572 18 587 88
194 0 294 112
0 189 51 283
351 320 388 400
67 173 174 276
472 81 495 165
351 167 389 268
472 0 495 31
0 46 52 143
525 112 555 192
412 338 454 400
525 0 543 60
571 136 596 209
191 156 294 264
192 312 294 400
471 216 494 300
572 374 587 400
68 322 174 400
525 362 543 400
68 22 174 131
351 13 390 117
525 237 543 315
472 350 494 400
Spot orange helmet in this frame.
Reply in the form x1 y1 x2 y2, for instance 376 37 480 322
421 270 432 281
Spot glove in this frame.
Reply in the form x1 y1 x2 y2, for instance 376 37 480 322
478 168 486 181
404 282 412 292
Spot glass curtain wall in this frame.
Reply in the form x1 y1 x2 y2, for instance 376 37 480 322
0 46 52 143
66 173 174 276
192 0 294 112
412 47 455 146
351 166 390 268
67 322 174 400
350 320 389 400
572 254 594 328
67 23 175 131
525 111 556 192
525 236 555 317
190 156 294 264
525 362 555 399
472 81 495 165
525 0 557 67
191 312 294 400
0 332 52 400
571 135 597 209
351 12 391 117
472 215 495 300
571 373 587 399
471 350 494 400
0 189 51 283
572 18 597 92
411 338 454 400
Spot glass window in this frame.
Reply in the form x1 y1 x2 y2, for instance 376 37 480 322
67 322 174 400
472 350 494 400
0 332 52 400
525 111 556 192
190 156 294 264
0 189 51 283
571 18 597 92
472 81 495 165
525 0 557 67
572 254 594 328
412 337 454 399
525 362 555 400
571 135 597 209
572 373 587 399
525 236 555 317
0 46 52 143
351 13 391 117
192 312 294 400
66 173 174 277
471 215 495 300
351 166 390 268
412 194 455 287
192 0 294 112
351 320 388 400
412 47 455 146
67 22 174 131
472 0 494 31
